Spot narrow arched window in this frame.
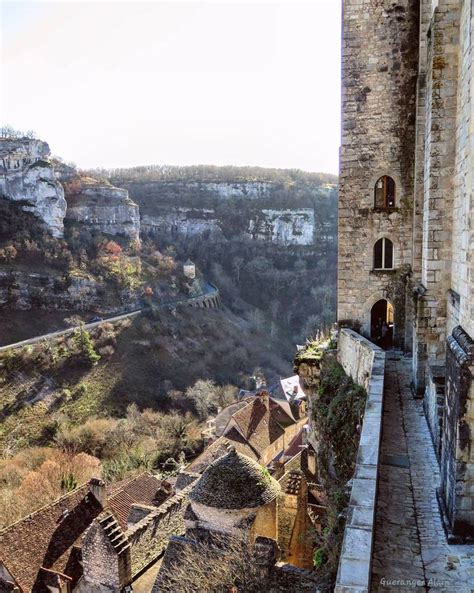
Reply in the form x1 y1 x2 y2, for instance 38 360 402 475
374 238 394 270
374 176 396 208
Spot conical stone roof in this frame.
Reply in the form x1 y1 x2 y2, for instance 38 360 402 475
189 448 281 510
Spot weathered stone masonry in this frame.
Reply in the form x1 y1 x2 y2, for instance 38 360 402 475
339 0 474 539
339 0 419 349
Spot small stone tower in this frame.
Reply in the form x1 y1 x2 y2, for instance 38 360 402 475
183 259 196 279
338 0 420 349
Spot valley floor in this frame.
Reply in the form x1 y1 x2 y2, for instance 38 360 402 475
371 355 474 593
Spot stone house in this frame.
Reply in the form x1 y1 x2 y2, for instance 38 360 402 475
0 473 174 593
340 0 474 539
153 449 319 592
186 392 308 474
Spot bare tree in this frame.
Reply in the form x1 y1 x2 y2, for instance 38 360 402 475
155 533 271 593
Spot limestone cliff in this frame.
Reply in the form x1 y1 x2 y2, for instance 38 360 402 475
141 208 221 238
0 138 67 237
61 171 140 241
114 176 337 247
0 137 140 241
248 209 315 246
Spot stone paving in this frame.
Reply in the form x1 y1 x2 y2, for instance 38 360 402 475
371 354 474 593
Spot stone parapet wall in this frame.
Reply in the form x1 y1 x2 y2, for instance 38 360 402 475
126 484 193 577
338 328 382 391
335 329 386 593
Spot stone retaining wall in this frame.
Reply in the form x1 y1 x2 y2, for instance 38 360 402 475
335 329 386 593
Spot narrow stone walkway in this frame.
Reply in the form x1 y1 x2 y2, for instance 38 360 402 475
371 354 474 593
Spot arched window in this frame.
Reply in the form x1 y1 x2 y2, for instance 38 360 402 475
374 238 394 270
374 176 396 208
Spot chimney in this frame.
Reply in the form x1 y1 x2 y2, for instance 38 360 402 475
258 389 270 408
89 477 106 507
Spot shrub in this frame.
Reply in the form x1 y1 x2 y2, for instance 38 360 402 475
72 323 101 366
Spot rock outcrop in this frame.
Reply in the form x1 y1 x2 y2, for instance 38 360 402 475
0 270 99 311
62 175 140 241
0 137 141 241
141 209 221 238
0 138 67 237
248 209 315 246
117 176 337 247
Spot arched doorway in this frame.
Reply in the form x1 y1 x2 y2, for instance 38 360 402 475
370 299 394 349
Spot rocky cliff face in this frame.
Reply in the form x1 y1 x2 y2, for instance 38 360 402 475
141 208 221 238
248 209 315 246
118 178 337 247
142 208 316 246
61 172 140 241
0 138 67 237
0 138 141 241
0 270 99 311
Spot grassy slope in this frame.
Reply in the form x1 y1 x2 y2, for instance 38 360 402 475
0 306 292 452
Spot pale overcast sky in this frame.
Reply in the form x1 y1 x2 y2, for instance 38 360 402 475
1 0 341 173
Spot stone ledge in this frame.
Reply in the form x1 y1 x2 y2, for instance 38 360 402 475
335 329 386 593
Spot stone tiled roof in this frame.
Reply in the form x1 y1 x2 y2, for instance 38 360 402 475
152 535 224 593
0 472 169 592
230 398 286 455
269 398 296 425
214 401 249 436
107 472 170 529
189 449 281 509
0 484 102 593
187 397 299 476
186 432 259 474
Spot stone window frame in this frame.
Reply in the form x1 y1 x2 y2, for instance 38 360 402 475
374 176 396 209
369 171 402 211
373 237 395 271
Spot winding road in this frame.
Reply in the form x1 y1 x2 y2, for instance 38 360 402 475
0 282 219 353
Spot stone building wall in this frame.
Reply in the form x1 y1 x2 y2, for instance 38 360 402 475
126 484 192 577
440 326 474 539
79 519 131 593
412 0 461 392
449 0 474 341
339 0 474 543
338 0 419 348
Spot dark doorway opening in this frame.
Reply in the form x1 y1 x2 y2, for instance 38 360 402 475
371 299 394 349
